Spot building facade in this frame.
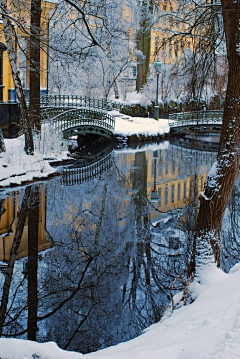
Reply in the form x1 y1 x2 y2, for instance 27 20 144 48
0 0 55 103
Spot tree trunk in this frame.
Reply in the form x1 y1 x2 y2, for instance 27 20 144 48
189 0 240 278
136 1 153 92
1 1 34 155
0 129 6 153
29 0 42 132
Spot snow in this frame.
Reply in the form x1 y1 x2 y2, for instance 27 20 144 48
0 135 67 189
0 113 169 188
111 110 170 137
1 263 240 358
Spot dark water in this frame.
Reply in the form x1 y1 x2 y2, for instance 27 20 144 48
0 139 239 354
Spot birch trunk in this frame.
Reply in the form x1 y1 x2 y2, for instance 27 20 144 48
29 0 41 132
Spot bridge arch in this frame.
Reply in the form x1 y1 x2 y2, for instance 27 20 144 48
45 107 115 139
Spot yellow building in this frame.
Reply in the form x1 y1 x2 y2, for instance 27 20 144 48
0 0 56 103
150 0 193 65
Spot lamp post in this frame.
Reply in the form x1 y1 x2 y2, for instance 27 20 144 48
154 59 162 120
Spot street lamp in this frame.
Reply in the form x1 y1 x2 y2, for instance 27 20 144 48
154 59 162 120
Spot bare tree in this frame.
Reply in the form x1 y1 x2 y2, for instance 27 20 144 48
29 0 41 132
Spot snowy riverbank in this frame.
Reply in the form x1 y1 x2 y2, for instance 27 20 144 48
0 113 169 188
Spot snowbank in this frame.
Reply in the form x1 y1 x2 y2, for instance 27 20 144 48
1 263 240 359
112 111 169 137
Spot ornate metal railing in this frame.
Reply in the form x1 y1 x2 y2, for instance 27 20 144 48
48 108 115 138
168 110 223 128
60 152 113 185
41 107 69 121
40 95 121 111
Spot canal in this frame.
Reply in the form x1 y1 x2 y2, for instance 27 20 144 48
0 138 239 354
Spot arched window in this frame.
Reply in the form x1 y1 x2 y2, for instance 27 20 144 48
0 42 7 102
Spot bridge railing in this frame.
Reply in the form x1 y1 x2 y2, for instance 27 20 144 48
60 152 113 185
40 95 121 111
168 110 223 127
41 107 69 121
50 108 115 135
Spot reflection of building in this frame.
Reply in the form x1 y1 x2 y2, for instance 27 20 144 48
146 147 211 213
0 187 52 261
116 145 215 216
0 0 55 103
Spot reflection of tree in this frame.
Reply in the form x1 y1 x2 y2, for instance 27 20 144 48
125 151 163 326
0 186 31 336
221 182 240 272
28 185 40 340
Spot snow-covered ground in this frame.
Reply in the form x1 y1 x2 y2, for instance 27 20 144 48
112 111 169 137
0 112 169 188
1 262 240 359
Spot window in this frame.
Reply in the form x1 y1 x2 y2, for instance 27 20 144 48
164 186 168 205
162 38 166 56
183 182 187 199
177 183 181 201
171 185 175 203
169 39 172 58
133 66 137 77
0 52 3 85
155 37 158 56
189 179 193 197
0 52 3 101
175 40 178 57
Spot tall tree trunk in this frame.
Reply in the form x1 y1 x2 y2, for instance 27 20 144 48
29 0 41 132
1 1 34 154
188 0 240 278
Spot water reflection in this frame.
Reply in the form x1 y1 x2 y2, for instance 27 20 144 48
0 186 52 261
60 143 114 185
1 141 236 354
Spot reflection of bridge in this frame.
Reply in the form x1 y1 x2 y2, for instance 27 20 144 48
170 136 219 153
60 146 113 185
40 95 117 139
168 110 223 134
